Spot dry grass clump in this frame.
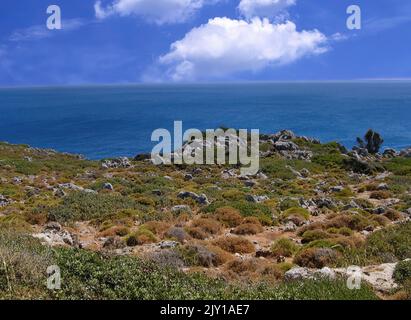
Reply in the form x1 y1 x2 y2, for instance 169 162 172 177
98 226 129 237
297 212 370 236
370 215 391 226
0 232 54 298
214 207 243 227
126 227 157 246
213 236 255 254
191 218 222 235
185 226 208 240
225 258 283 283
143 221 172 237
294 247 340 268
370 191 391 200
383 209 403 221
179 242 232 267
232 223 263 235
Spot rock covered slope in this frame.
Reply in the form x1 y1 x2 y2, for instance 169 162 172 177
1 131 411 300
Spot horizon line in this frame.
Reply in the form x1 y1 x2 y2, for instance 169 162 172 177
1 79 411 89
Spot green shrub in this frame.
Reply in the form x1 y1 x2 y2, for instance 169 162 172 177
394 260 411 285
0 232 378 300
301 230 331 244
384 158 411 176
365 222 411 262
271 238 299 257
48 192 138 222
279 198 300 211
312 153 344 169
260 158 295 180
282 207 310 220
0 232 53 299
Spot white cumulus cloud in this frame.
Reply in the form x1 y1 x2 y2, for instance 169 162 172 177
94 0 220 25
159 17 328 81
238 0 296 19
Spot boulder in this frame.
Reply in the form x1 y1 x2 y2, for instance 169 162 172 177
58 183 97 194
377 183 389 191
256 172 268 180
400 147 411 158
0 194 12 207
101 157 132 169
171 205 192 214
152 189 162 196
178 191 210 205
330 186 344 192
285 266 336 281
300 168 310 178
274 141 299 152
284 267 312 281
244 180 257 187
246 195 269 203
383 148 397 158
313 197 337 209
282 221 297 232
33 227 77 247
53 188 66 198
270 130 296 142
159 241 179 249
103 182 114 191
44 222 62 232
184 174 193 181
372 207 386 215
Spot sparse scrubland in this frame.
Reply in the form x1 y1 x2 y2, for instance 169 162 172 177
1 130 411 300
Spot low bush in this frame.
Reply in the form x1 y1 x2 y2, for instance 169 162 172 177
365 222 411 262
232 223 263 235
294 248 340 268
185 227 208 240
279 198 300 211
126 227 157 246
0 232 53 299
282 207 310 221
48 192 137 222
99 226 129 237
0 232 378 300
143 221 171 237
213 236 255 254
165 227 188 243
191 218 222 235
271 238 299 257
370 191 391 200
393 260 411 285
301 230 331 244
179 243 230 267
214 207 243 227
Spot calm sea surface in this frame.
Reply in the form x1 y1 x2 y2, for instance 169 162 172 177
0 82 410 159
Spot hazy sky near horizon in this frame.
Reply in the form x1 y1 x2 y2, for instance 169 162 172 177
0 0 410 85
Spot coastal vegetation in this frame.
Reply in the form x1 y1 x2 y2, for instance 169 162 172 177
1 129 411 300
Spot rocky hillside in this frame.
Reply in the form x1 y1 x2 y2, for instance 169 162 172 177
1 131 411 300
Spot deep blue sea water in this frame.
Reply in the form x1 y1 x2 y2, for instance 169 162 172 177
0 82 410 159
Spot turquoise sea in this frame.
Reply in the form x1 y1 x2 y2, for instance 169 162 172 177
0 82 410 159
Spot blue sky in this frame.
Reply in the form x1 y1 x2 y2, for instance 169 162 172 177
0 0 411 85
